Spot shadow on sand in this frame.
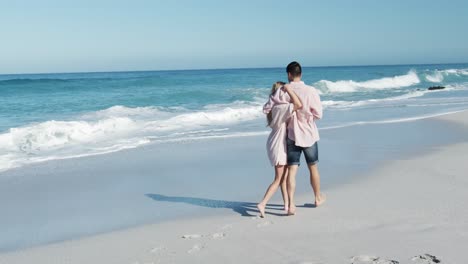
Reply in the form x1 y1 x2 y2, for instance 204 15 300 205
145 193 287 217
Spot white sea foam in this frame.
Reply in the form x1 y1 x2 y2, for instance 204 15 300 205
425 71 444 83
6 118 137 154
0 101 264 172
321 90 431 109
315 70 420 93
81 105 179 121
321 100 351 107
424 68 468 83
321 110 467 130
144 105 262 132
443 69 468 76
366 90 429 103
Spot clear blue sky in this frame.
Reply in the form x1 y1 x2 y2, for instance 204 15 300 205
1 0 467 74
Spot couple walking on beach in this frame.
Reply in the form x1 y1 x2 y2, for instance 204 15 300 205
257 61 325 217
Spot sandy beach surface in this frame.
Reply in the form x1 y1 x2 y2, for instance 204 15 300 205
0 111 467 264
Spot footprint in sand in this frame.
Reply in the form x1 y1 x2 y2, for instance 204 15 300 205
411 254 441 263
187 244 204 254
220 224 233 230
211 232 226 239
291 261 324 264
181 234 203 239
350 255 399 264
149 246 167 254
256 220 273 228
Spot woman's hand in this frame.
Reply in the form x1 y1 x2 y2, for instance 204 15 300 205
282 83 303 111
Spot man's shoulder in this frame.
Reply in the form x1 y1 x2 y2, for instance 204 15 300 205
301 83 320 95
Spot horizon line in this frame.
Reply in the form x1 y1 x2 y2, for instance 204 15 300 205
1 61 467 76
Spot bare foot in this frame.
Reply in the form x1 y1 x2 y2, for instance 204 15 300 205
288 205 296 215
315 193 326 207
257 203 266 218
284 205 289 213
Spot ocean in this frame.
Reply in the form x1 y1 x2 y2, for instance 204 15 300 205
1 63 468 173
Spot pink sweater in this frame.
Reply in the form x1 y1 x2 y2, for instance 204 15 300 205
263 88 293 166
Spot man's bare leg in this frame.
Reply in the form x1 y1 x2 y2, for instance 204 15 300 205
287 165 299 215
308 163 326 206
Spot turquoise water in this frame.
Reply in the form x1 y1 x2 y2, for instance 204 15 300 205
1 63 468 172
1 63 468 253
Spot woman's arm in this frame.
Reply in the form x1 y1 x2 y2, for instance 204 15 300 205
263 96 274 114
283 84 303 111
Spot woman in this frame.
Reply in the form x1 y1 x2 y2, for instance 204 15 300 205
257 81 302 218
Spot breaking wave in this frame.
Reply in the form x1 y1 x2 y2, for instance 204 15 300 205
315 70 420 93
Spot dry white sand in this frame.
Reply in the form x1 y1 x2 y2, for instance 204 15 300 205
1 111 467 264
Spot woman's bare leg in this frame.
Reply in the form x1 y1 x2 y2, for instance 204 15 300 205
280 167 289 212
257 165 286 218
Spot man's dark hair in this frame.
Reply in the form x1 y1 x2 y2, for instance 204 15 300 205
286 61 302 77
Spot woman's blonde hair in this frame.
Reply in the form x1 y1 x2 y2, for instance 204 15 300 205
267 81 286 126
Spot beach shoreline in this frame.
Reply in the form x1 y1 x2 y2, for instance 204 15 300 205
0 110 467 263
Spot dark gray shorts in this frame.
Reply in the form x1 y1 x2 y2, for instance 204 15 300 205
287 138 319 166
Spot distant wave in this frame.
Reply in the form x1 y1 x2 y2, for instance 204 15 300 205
424 68 468 83
315 70 420 93
321 84 465 110
314 68 468 92
443 69 468 76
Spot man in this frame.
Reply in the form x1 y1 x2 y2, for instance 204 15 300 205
285 61 325 215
